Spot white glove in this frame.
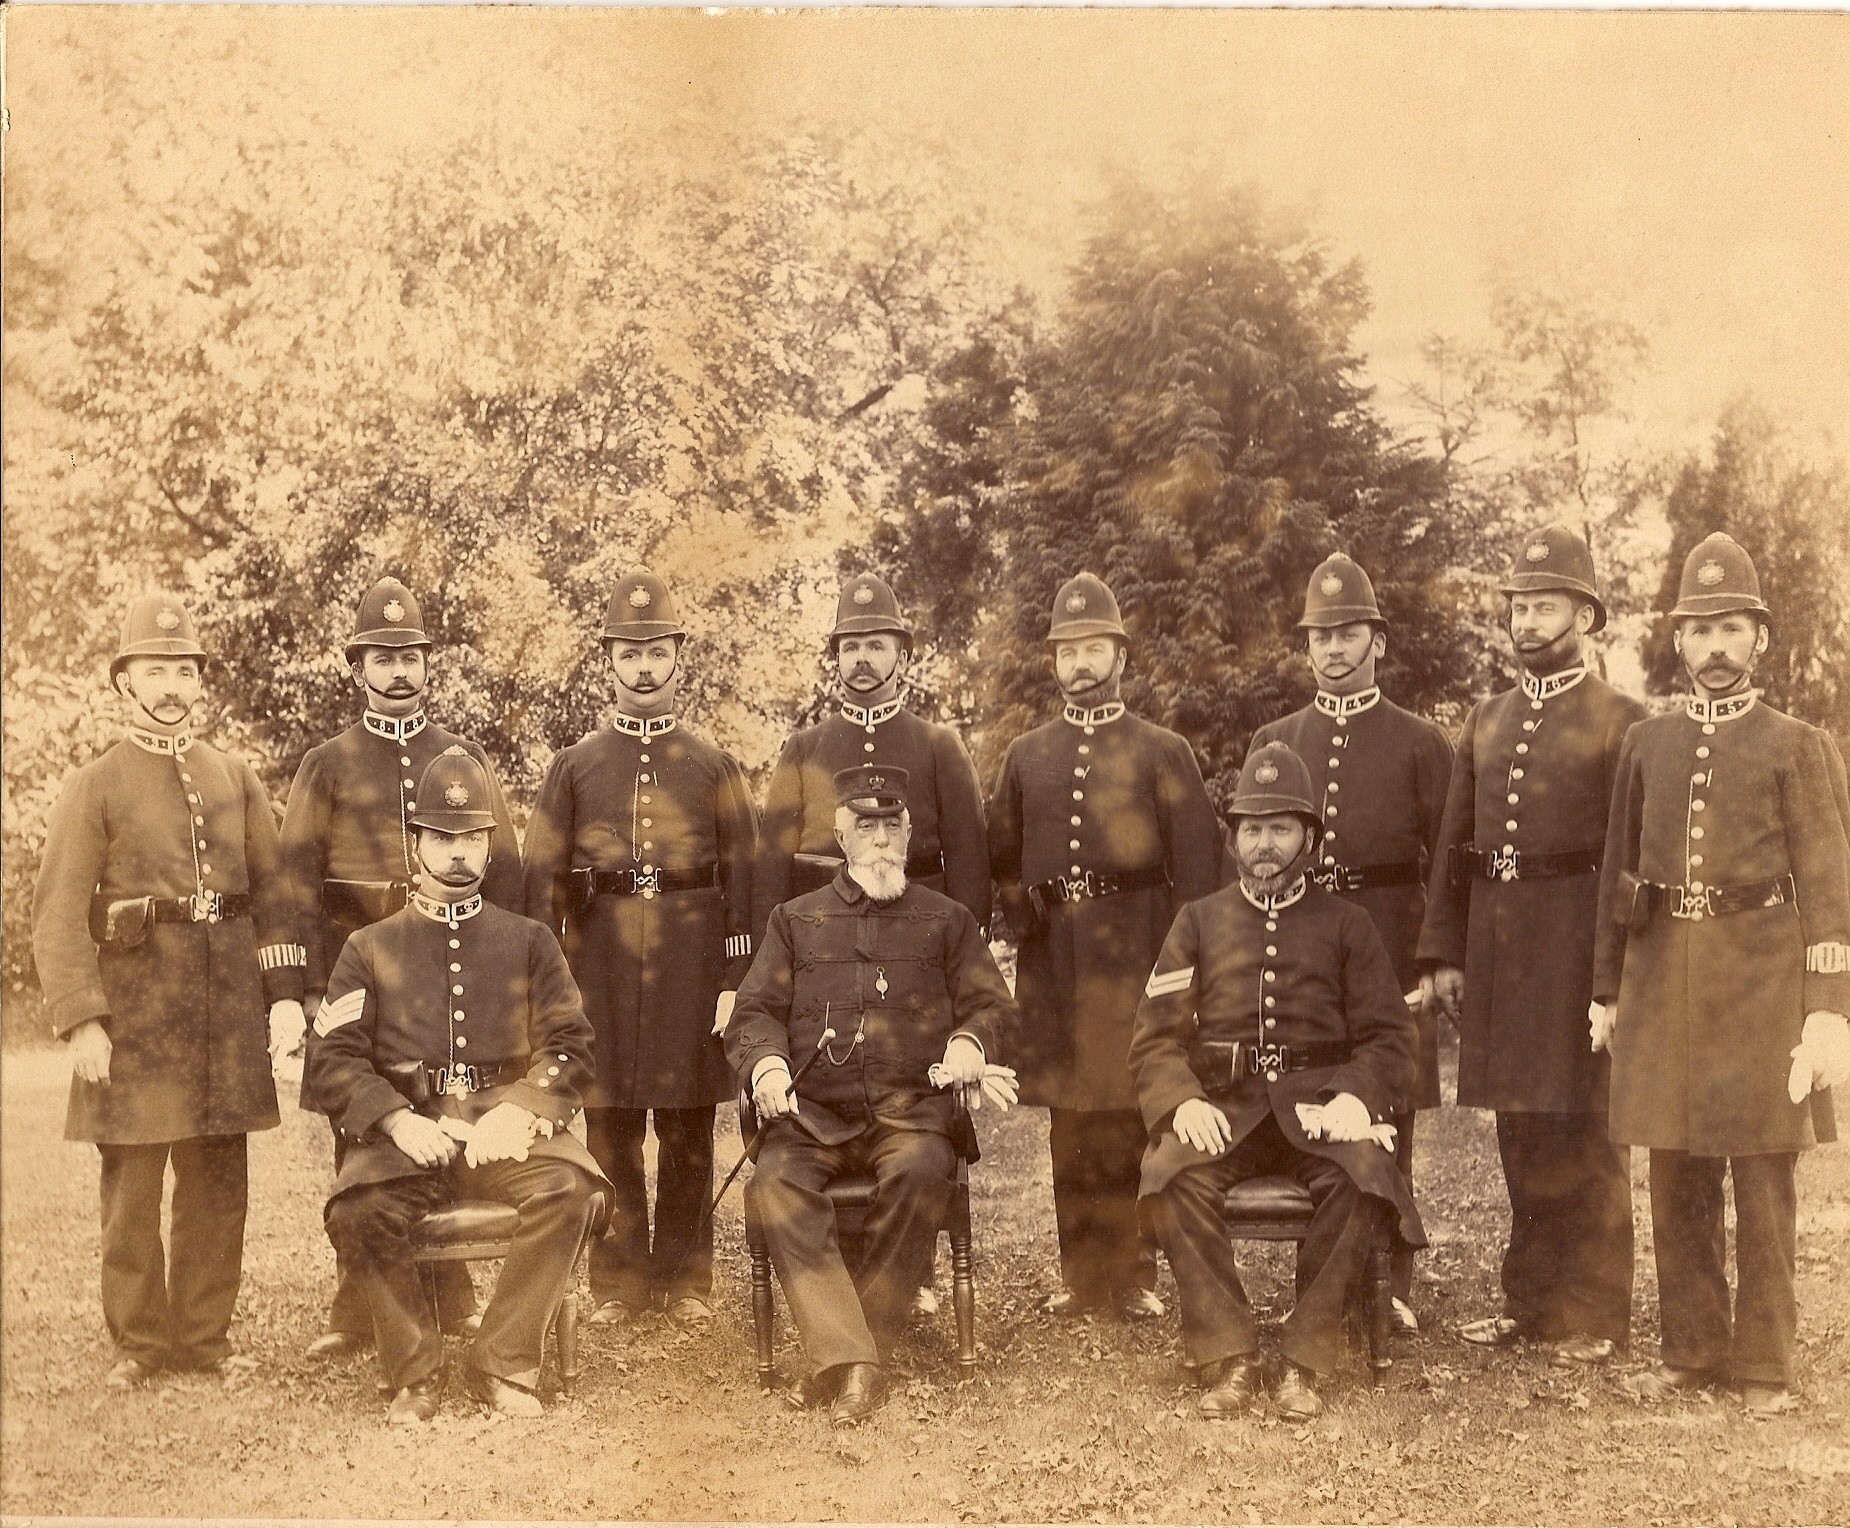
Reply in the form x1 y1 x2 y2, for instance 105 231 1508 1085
1318 1091 1375 1142
928 1060 1020 1112
1589 1000 1615 1054
1296 1098 1398 1151
464 1101 538 1167
712 990 737 1036
1789 1010 1850 1102
268 999 306 1059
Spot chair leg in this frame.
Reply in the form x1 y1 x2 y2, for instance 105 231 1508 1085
951 1224 976 1375
1367 1234 1393 1386
750 1245 777 1389
557 1290 581 1397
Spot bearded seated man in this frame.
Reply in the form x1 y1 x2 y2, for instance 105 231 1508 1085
1130 742 1425 1422
725 766 1018 1426
305 749 609 1426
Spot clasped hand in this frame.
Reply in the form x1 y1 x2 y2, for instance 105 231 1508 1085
465 1101 540 1167
1788 1010 1850 1102
928 1036 1019 1112
1419 966 1464 1026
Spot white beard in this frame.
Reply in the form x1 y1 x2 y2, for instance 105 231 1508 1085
847 858 908 903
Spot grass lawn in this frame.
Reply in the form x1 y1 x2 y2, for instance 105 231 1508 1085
4 984 1849 1523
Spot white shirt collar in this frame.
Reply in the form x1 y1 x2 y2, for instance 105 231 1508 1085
1686 689 1758 725
363 710 428 744
1239 876 1309 914
841 696 904 729
411 890 484 927
1314 687 1381 720
128 727 193 756
1062 700 1127 729
1520 665 1588 702
612 712 677 740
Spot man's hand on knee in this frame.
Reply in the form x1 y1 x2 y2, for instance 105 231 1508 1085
1173 1097 1232 1156
466 1101 539 1167
383 1108 460 1170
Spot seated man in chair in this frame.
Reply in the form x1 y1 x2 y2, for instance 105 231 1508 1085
1131 742 1425 1422
306 748 608 1425
726 766 1018 1426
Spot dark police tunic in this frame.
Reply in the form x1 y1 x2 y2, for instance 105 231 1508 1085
34 731 302 1144
988 705 1222 1111
754 700 991 936
523 716 758 1110
1251 689 1453 1108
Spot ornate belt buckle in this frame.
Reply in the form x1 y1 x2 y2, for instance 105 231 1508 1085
443 1065 475 1098
1250 1041 1286 1083
189 891 222 922
1051 875 1075 902
1672 885 1711 921
1487 849 1518 883
633 866 661 895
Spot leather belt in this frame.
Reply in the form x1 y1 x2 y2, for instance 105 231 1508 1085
152 892 252 923
1190 1038 1352 1086
424 1060 520 1098
1631 872 1795 924
1453 845 1601 886
91 892 252 945
322 878 413 925
576 864 720 899
1032 864 1168 904
1310 861 1421 894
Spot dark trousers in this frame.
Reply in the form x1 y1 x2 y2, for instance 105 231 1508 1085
1649 1149 1798 1387
1495 1110 1633 1343
1390 1110 1418 1303
753 1121 956 1372
97 1135 248 1369
323 1121 475 1337
584 1105 715 1307
1146 1114 1384 1376
1048 1107 1158 1301
324 1156 600 1392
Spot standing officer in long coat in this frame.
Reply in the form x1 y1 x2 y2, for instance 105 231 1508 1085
523 570 758 1330
989 573 1223 1320
308 748 606 1424
33 594 305 1388
1133 743 1423 1421
727 766 1018 1426
279 577 521 1359
1248 554 1452 1331
754 573 990 935
1595 534 1850 1413
1417 523 1646 1366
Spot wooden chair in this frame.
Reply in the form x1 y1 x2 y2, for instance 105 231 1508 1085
410 1191 609 1397
738 1094 977 1388
1221 1174 1394 1385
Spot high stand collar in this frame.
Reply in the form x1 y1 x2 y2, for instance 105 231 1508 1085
1239 876 1308 914
1314 687 1381 720
612 712 677 740
1062 700 1127 729
363 710 428 744
128 726 194 756
841 696 905 729
411 890 484 927
1520 665 1588 702
1686 689 1758 725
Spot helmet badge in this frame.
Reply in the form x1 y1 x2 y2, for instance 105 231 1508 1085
1319 574 1345 597
1254 762 1280 785
155 607 181 631
382 599 405 623
1064 592 1088 614
444 781 471 807
1696 560 1726 587
868 772 886 790
628 587 652 608
1524 541 1551 564
852 585 875 606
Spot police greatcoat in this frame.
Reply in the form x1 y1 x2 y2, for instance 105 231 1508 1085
725 872 1017 1143
33 735 303 1144
989 709 1222 1111
1130 880 1425 1244
1417 671 1647 1113
754 702 991 934
1595 697 1850 1155
279 715 523 999
1250 692 1453 1108
305 897 604 1198
522 719 758 1109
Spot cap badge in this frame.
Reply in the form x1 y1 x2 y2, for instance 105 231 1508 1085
1524 542 1551 564
155 607 181 631
852 585 875 606
1254 762 1280 785
1696 560 1726 587
1064 592 1088 614
628 587 652 608
868 773 886 789
1319 574 1345 597
382 599 405 623
444 781 471 807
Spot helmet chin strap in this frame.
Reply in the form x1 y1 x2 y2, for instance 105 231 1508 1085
618 649 680 711
357 673 425 711
119 681 191 738
1237 827 1320 901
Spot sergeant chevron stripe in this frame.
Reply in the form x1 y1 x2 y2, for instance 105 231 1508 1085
1144 965 1195 999
314 987 367 1037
